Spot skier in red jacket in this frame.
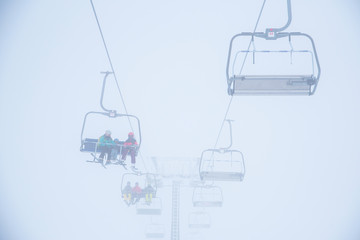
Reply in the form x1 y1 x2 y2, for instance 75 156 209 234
131 182 142 204
121 132 138 169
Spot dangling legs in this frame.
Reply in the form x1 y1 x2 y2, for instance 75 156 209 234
130 149 136 164
99 146 111 160
121 147 129 161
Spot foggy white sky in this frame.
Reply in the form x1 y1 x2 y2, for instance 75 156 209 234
1 0 360 240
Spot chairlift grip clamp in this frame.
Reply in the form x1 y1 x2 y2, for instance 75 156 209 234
108 110 117 118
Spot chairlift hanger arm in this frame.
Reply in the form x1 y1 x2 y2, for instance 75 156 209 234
100 71 114 113
224 119 233 150
99 71 143 114
265 0 292 34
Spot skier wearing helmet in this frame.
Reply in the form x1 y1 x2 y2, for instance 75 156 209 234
121 132 138 170
98 130 115 162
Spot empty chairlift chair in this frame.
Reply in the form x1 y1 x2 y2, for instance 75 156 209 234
199 149 245 182
192 185 223 208
226 0 321 96
188 212 211 229
199 119 245 182
145 224 165 238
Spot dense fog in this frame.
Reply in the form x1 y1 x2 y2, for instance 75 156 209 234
1 0 360 239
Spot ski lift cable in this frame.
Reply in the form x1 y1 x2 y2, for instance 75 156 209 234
90 0 132 126
212 0 267 152
90 0 149 172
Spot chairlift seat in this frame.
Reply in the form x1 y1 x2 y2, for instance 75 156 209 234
193 201 222 208
200 171 244 182
189 223 211 229
80 138 98 152
146 232 164 238
81 138 126 154
231 75 315 95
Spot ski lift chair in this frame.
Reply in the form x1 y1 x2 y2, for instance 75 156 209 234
145 224 165 238
80 72 141 163
121 173 157 202
137 198 162 215
80 111 141 162
199 149 245 182
199 120 245 181
188 212 211 229
226 0 321 96
192 185 223 208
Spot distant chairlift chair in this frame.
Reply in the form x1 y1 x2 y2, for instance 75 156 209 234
137 198 162 215
199 149 245 182
192 185 223 208
199 120 245 182
145 224 165 238
188 212 211 229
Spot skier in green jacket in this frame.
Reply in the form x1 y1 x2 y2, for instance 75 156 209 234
98 130 115 161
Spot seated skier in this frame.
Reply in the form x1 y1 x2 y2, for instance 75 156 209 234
122 181 132 206
143 184 156 203
109 138 122 162
98 130 115 163
121 132 138 170
131 182 142 204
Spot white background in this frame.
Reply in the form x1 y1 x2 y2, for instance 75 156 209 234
0 0 360 239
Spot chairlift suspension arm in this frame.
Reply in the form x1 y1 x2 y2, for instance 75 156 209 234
90 0 137 133
252 36 256 64
266 0 292 34
100 71 114 113
224 119 233 150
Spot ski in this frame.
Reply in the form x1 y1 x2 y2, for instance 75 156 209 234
89 153 128 170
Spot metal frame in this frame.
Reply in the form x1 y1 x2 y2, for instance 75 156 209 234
226 0 321 96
